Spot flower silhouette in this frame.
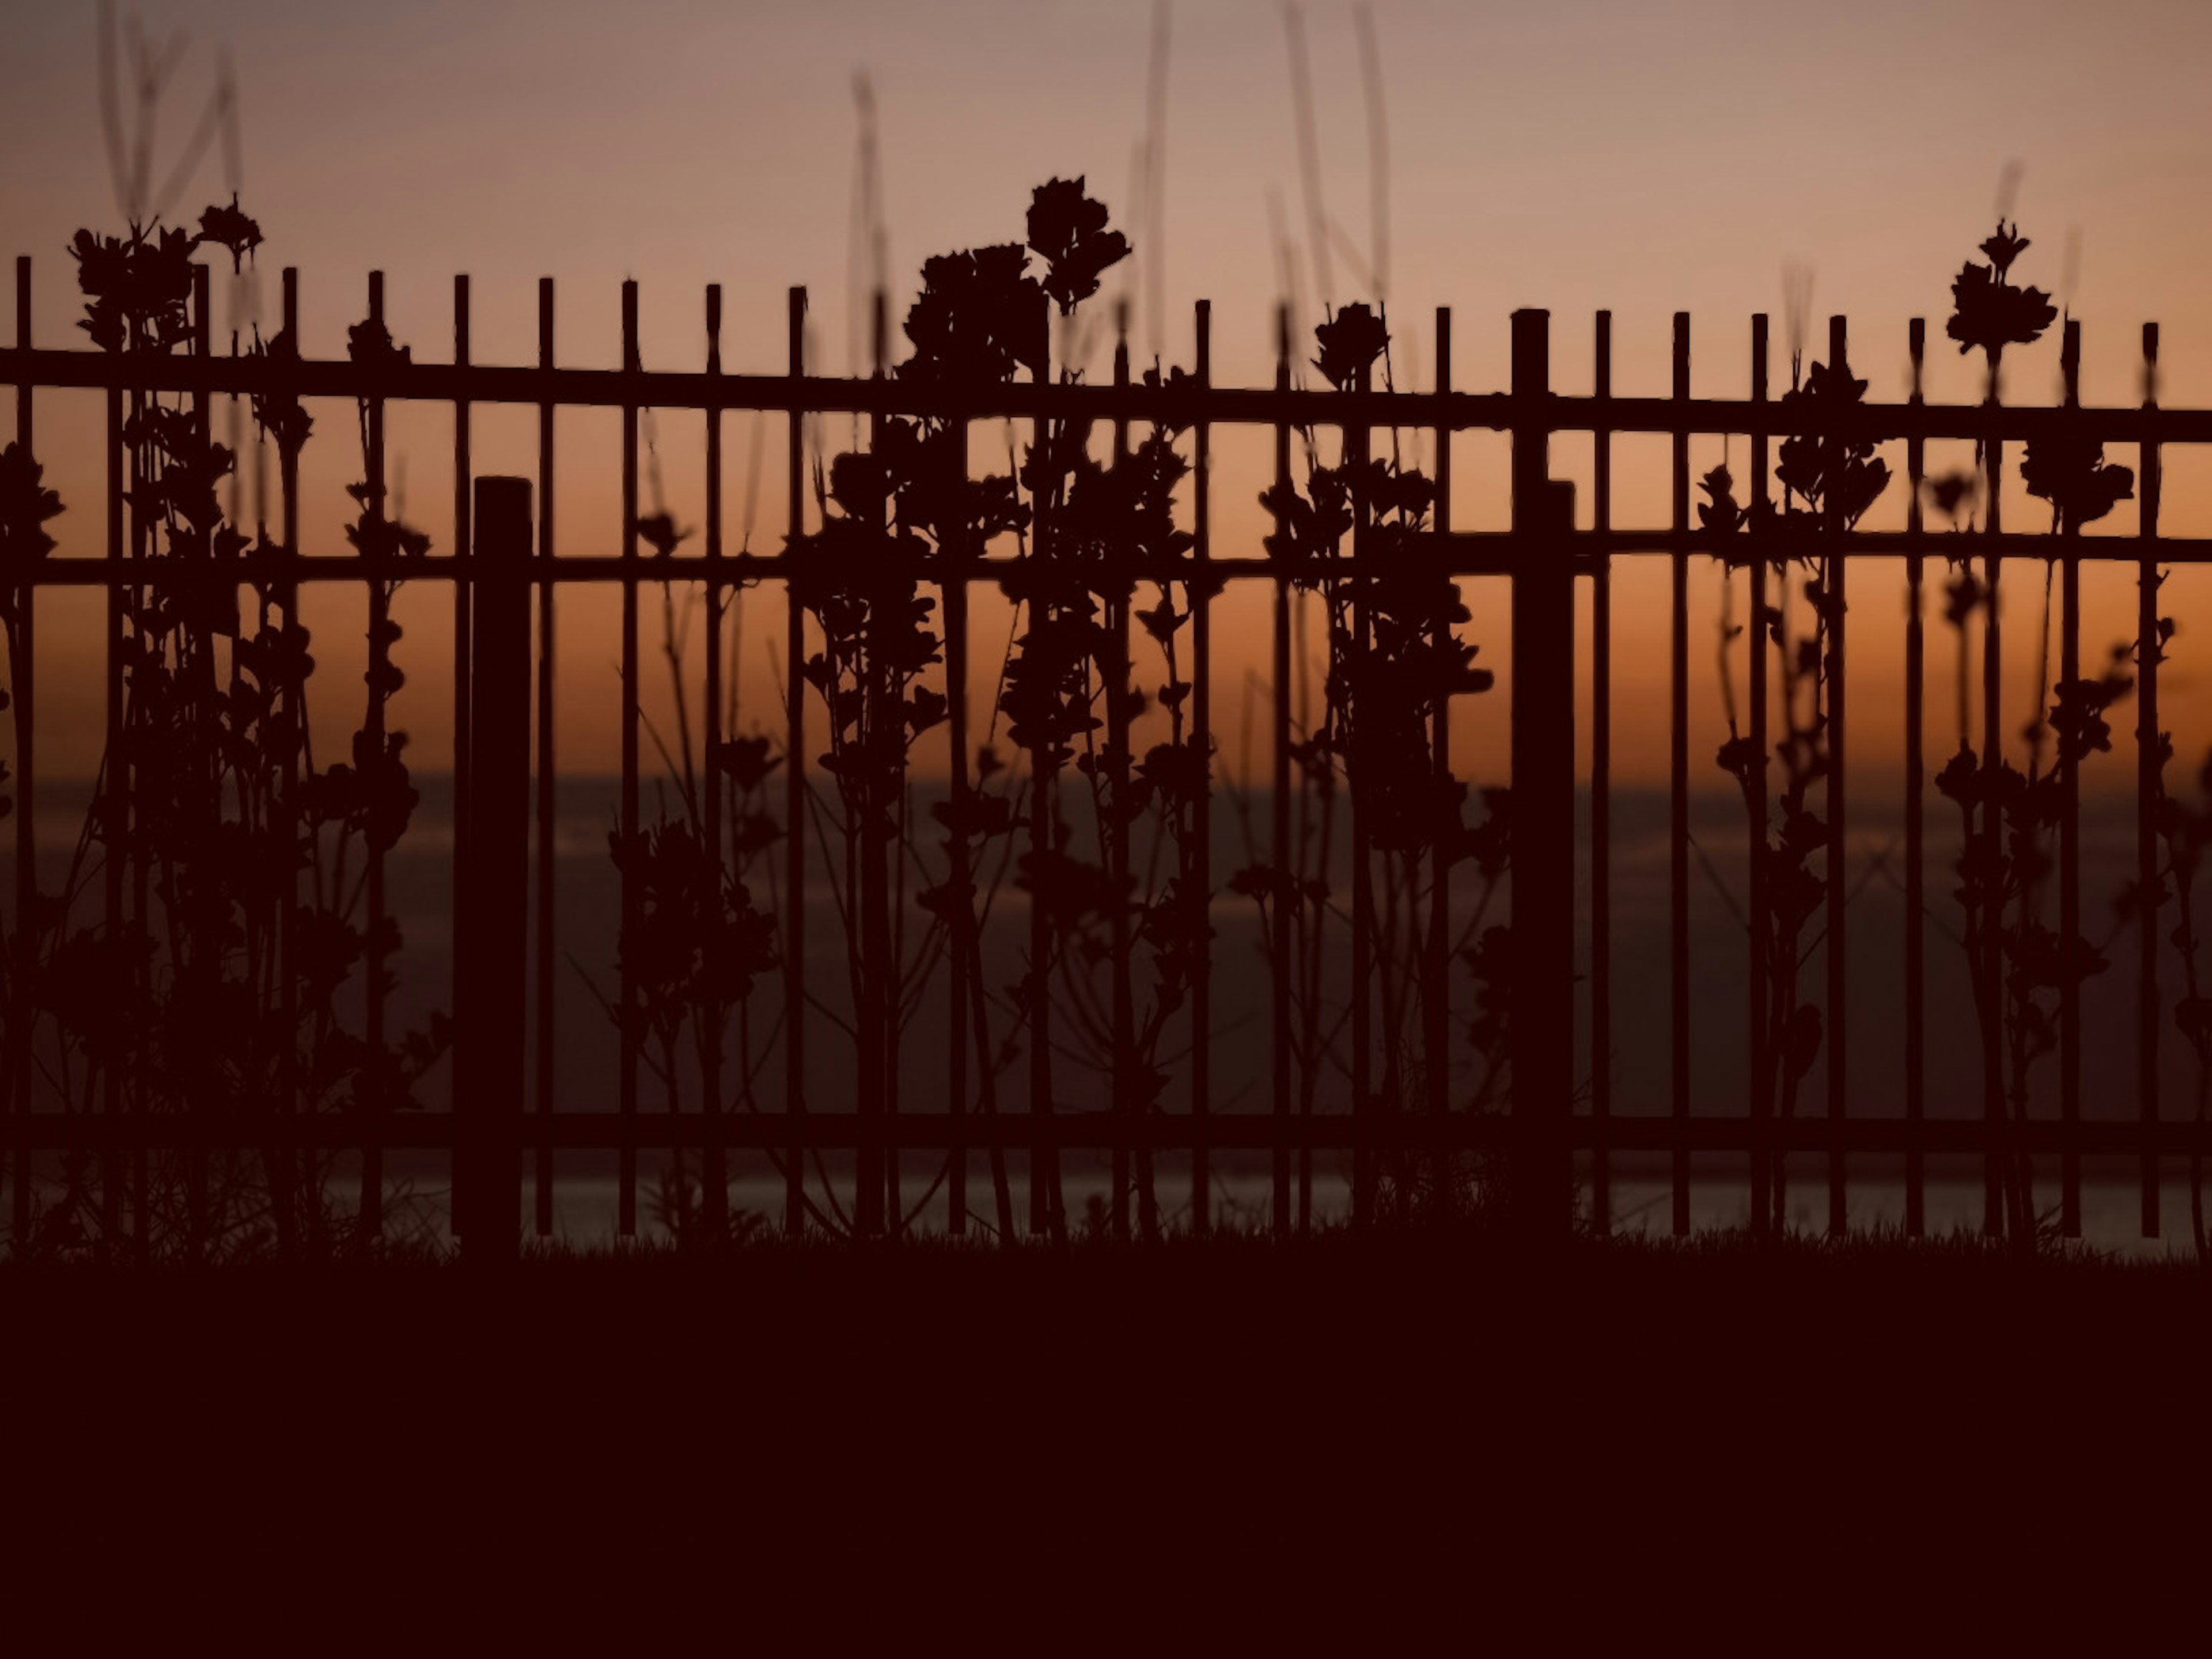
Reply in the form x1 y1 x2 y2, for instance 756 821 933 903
1946 220 2056 370
1025 176 1130 315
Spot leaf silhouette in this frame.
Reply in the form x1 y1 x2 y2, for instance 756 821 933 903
0 442 65 616
2023 431 2134 535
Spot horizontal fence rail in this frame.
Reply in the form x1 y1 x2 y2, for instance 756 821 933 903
7 343 2212 443
5 253 2209 1256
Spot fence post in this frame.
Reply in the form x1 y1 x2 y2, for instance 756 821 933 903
1509 310 1574 1236
11 256 33 1250
457 475 532 1261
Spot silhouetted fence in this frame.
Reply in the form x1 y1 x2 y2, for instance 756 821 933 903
6 250 2211 1255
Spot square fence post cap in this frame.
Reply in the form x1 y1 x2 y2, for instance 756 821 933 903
473 474 531 517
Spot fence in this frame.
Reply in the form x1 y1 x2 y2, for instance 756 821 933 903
6 249 2212 1256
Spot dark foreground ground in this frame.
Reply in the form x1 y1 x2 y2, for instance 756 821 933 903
12 1227 2207 1430
8 1230 2207 1611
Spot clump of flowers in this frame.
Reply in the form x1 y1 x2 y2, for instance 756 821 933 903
1946 221 2057 390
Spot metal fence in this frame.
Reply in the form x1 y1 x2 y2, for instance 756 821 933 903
6 250 2211 1255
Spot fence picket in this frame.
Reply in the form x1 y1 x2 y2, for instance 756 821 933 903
1905 317 1927 1237
1191 297 1214 1237
10 258 31 1245
1826 313 1849 1236
2139 320 2163 1238
1670 313 1691 1235
1748 313 1770 1233
1269 303 1294 1238
1590 310 1612 1234
704 284 728 1234
361 271 392 1241
452 274 473 1213
534 278 557 1237
784 286 807 1237
618 280 640 1237
2061 318 2084 1237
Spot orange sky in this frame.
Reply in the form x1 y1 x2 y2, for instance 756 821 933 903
6 0 2211 790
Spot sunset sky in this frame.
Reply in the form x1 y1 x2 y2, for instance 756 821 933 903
5 0 2211 786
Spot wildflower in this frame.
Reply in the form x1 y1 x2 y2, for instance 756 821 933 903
1312 303 1388 390
196 195 263 271
1946 221 2056 365
1025 176 1130 315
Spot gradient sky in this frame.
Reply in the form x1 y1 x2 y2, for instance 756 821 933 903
6 0 2211 785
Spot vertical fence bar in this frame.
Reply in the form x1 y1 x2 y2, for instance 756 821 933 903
2059 317 2082 1237
851 300 886 1237
1028 313 1059 1241
1825 313 1848 1235
1427 308 1452 1131
1905 317 1927 1237
866 289 892 1238
459 476 532 1260
103 275 126 1251
2138 320 2162 1238
618 279 640 1237
188 263 212 1248
1747 315 1771 1233
108 275 141 1233
1982 362 2006 1235
1109 313 1133 1238
785 287 807 1236
452 276 472 1179
274 267 300 1248
1349 353 1375 1228
1590 310 1613 1233
1510 309 1574 1233
112 285 134 1256
1028 706 1052 1234
362 270 389 1241
127 263 151 1240
1669 313 1691 1234
533 278 557 1237
1190 297 1213 1236
944 392 971 1238
10 258 32 1245
703 285 728 1231
1270 304 1294 1237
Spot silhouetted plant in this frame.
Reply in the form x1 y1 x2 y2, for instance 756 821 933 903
1713 343 1890 1227
1946 221 2056 394
1937 647 2132 1234
609 814 775 1237
716 179 1139 1240
9 198 450 1260
1933 211 2129 1248
1241 301 1502 1226
590 414 794 1245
